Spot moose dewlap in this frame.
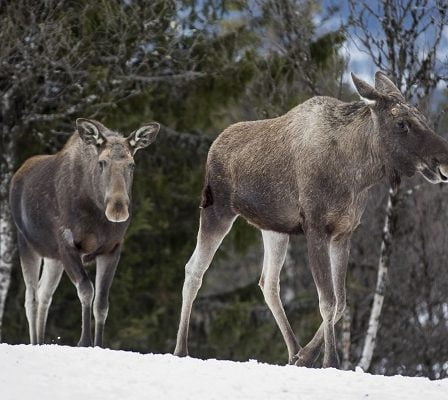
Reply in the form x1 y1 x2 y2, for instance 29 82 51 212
9 118 160 347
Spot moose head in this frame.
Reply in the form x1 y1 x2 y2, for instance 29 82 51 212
76 118 160 222
352 72 448 185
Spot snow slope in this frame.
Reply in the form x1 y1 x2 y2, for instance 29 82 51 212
1 344 446 400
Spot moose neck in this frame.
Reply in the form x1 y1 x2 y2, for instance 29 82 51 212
334 101 387 192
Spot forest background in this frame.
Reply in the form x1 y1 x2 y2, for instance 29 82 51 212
1 0 447 380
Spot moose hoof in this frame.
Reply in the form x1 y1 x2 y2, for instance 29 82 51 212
173 347 188 357
294 349 316 368
295 356 313 368
77 338 93 347
289 354 299 365
322 356 340 369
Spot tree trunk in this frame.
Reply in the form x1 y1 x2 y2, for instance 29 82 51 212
0 148 15 342
341 305 352 370
358 187 399 371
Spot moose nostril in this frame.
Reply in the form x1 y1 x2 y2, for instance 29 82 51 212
113 201 124 212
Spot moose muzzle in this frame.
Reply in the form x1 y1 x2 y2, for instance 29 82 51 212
418 161 448 184
105 195 130 223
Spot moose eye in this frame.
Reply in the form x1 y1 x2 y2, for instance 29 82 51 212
396 120 408 133
128 163 135 171
98 160 107 172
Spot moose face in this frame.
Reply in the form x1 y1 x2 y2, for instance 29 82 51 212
76 118 160 222
352 72 448 184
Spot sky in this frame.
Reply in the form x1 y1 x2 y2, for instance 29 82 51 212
177 0 447 90
316 0 448 89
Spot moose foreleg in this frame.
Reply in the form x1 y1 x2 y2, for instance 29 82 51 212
93 247 121 347
296 234 351 368
61 249 94 347
17 233 41 345
299 230 339 368
36 259 64 344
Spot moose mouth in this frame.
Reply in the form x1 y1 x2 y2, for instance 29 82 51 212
419 163 448 184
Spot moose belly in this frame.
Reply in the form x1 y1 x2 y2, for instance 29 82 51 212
232 189 304 235
17 211 60 259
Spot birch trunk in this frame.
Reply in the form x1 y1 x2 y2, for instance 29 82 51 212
0 147 15 342
341 305 352 370
357 187 399 371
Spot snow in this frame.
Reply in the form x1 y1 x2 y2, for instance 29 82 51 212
1 344 447 400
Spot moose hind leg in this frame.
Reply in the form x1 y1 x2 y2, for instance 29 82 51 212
174 207 236 357
260 230 300 364
36 258 64 344
17 233 42 345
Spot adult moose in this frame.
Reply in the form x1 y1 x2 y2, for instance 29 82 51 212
10 118 159 347
174 72 448 368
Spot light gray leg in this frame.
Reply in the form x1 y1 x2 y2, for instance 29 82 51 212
174 208 236 357
260 230 300 364
36 258 64 344
17 233 42 345
93 246 121 347
296 234 351 367
331 235 351 325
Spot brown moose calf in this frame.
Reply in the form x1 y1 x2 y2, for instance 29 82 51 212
9 119 159 347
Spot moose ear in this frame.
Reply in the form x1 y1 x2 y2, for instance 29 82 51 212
351 73 385 105
127 122 160 154
76 118 107 147
374 71 404 100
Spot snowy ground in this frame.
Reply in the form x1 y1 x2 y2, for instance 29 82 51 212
1 344 447 400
